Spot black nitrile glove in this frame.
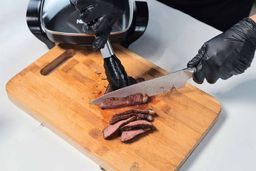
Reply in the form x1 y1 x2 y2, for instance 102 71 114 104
70 0 125 50
104 55 136 91
188 18 256 84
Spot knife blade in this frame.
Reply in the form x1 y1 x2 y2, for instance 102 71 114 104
91 67 195 104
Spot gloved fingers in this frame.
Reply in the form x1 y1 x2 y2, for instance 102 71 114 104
92 34 109 50
220 72 233 80
78 1 113 23
90 16 110 34
204 68 219 84
187 44 207 84
187 54 201 68
92 23 112 50
219 64 234 80
231 55 251 75
79 12 92 23
187 44 207 68
88 16 112 50
193 62 205 84
206 76 218 84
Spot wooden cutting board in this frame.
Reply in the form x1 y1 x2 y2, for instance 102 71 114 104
6 45 221 171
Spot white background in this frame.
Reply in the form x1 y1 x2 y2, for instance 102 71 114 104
1 0 256 170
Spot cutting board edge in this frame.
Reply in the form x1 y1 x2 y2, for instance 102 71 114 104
187 84 222 113
176 108 221 170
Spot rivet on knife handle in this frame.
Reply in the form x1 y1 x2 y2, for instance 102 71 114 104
40 49 75 76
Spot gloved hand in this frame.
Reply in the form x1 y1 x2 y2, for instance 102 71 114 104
104 55 136 91
187 18 256 84
70 0 125 50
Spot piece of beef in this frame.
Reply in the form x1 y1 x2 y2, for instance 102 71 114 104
136 114 154 122
110 113 154 125
121 128 153 143
100 93 149 109
103 116 136 140
110 109 156 125
120 120 155 132
113 109 156 117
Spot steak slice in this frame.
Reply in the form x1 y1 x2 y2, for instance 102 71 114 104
110 109 156 125
121 128 153 143
120 120 155 132
103 116 136 140
136 114 154 122
120 109 155 115
110 113 154 125
99 93 149 109
113 109 156 117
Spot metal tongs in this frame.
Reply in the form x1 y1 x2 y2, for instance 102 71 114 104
100 40 115 59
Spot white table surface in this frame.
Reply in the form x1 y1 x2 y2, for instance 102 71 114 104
1 0 256 171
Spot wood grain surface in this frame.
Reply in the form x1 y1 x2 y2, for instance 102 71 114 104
6 45 221 171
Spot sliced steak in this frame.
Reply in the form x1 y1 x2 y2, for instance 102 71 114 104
110 113 154 125
136 114 154 122
103 116 136 140
120 120 155 132
99 93 149 109
110 109 156 124
121 128 153 143
113 109 156 117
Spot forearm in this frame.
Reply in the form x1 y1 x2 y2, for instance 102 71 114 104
250 14 256 22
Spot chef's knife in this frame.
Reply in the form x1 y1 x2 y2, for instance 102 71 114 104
91 67 195 104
